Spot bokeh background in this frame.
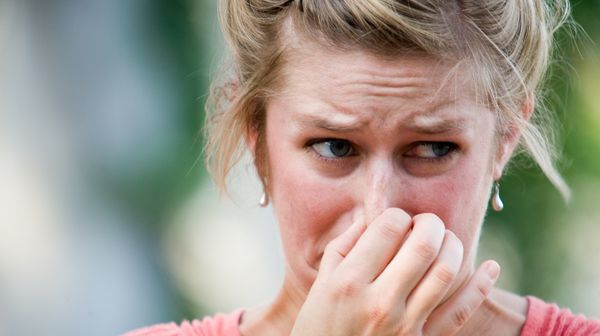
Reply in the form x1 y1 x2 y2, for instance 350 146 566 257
0 0 599 335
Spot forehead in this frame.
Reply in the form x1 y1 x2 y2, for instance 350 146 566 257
275 43 485 129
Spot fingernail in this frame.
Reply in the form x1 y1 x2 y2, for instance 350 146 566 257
485 260 500 281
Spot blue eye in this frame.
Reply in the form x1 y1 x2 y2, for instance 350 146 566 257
406 142 457 159
311 139 355 158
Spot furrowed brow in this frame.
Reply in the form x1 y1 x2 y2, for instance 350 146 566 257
295 114 364 133
404 118 468 135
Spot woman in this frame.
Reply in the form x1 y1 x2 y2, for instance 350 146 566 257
126 0 600 335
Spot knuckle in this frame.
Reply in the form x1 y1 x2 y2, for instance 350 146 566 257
366 298 396 328
451 305 472 327
476 280 492 298
414 240 438 261
373 208 411 239
334 276 362 298
376 217 406 240
366 305 388 327
433 263 457 286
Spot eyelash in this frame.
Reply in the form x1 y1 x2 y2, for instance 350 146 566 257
305 138 359 165
305 138 459 164
404 141 459 163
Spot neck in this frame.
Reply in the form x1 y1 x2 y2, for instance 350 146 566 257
239 273 308 336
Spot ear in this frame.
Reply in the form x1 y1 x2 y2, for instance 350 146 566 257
245 124 259 159
245 122 270 192
492 96 534 180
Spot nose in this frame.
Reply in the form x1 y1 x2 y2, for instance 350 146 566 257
360 157 402 225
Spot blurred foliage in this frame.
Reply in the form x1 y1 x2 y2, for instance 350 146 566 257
486 0 600 302
88 0 210 231
82 0 215 322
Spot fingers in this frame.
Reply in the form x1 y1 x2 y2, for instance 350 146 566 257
337 208 412 282
319 210 367 275
404 230 464 325
375 213 446 297
423 260 501 336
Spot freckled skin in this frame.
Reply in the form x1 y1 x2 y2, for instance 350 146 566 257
265 47 501 296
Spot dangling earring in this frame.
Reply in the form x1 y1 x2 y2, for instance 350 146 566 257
491 180 504 212
259 191 269 207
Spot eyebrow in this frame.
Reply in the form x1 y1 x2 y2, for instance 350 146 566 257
295 113 469 135
296 115 365 133
403 117 468 134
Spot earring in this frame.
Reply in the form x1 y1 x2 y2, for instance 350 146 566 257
491 180 504 212
259 192 269 207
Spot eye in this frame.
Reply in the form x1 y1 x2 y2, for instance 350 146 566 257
405 142 457 159
310 139 356 158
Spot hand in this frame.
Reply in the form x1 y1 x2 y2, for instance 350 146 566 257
290 208 500 336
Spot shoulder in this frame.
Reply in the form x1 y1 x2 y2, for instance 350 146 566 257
521 296 600 336
122 309 244 336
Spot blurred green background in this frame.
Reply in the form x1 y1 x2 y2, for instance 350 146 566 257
0 0 598 335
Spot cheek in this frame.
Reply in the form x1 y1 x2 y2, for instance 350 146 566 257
274 172 348 236
267 137 354 271
403 158 491 259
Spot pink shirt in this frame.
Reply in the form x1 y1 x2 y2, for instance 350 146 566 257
521 296 600 336
123 309 243 336
123 297 600 335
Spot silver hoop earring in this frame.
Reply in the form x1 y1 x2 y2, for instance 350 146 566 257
259 192 269 207
491 181 504 212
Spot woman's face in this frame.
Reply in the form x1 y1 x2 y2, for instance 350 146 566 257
261 45 512 292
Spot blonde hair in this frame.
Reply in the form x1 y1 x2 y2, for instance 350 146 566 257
205 0 572 200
